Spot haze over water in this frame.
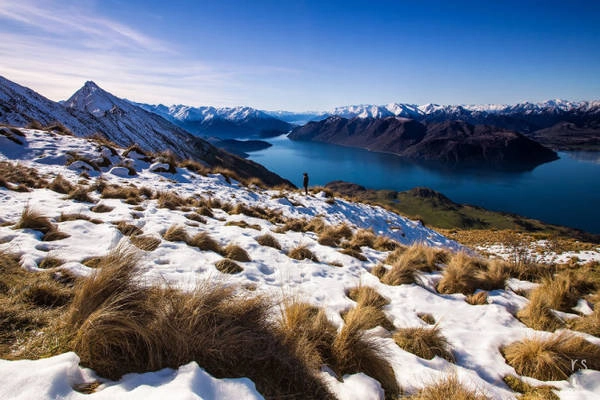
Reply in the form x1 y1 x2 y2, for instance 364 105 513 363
248 135 600 234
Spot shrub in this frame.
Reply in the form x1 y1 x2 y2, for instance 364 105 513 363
393 325 454 362
130 235 161 252
222 244 251 262
214 258 244 274
47 175 74 194
288 245 319 262
188 232 222 254
406 375 488 400
503 332 600 381
256 234 281 250
162 225 189 242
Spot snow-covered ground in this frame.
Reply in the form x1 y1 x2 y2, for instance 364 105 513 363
1 128 599 399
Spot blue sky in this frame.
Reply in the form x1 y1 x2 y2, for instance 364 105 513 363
0 0 598 110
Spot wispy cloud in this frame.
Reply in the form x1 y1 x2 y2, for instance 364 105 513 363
0 0 299 107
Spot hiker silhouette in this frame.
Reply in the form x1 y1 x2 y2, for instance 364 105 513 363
303 172 309 195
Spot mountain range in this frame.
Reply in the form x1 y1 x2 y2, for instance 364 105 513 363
0 76 290 186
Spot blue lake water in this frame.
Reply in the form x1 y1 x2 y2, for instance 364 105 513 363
248 135 600 234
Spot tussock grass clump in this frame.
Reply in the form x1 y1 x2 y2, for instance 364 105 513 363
371 264 388 279
179 159 209 175
14 208 54 234
288 245 319 262
437 252 508 295
214 258 243 274
394 325 454 362
185 212 207 224
347 285 390 309
225 220 261 230
348 228 376 249
39 257 65 269
373 235 402 251
418 313 436 325
304 217 327 234
340 247 368 261
162 225 189 243
90 203 114 213
21 282 72 308
332 304 400 398
381 244 448 286
318 224 353 247
58 213 102 224
115 221 143 237
407 375 488 400
0 161 48 189
222 244 251 262
188 232 222 254
570 308 600 337
256 234 281 250
503 332 600 381
129 235 161 252
503 375 559 400
47 174 74 194
66 152 100 171
518 271 594 331
67 186 95 203
466 291 489 305
196 205 214 218
274 218 308 233
41 230 70 241
101 185 141 204
156 191 187 210
122 144 150 160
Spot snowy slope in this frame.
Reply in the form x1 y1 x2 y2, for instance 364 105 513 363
1 128 599 399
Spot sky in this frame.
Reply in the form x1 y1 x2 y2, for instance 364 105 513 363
0 0 599 111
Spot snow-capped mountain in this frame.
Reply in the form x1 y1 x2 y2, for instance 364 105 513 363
136 103 292 139
0 76 291 186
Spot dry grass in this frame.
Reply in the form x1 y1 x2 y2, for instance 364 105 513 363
47 174 74 194
14 207 69 241
370 264 388 279
162 225 189 242
129 235 161 251
288 245 319 262
90 203 114 213
179 159 209 175
57 213 102 224
407 375 488 400
38 257 65 269
214 258 244 274
339 247 367 261
256 234 282 250
318 224 353 247
418 313 436 325
67 186 95 203
122 144 150 159
114 221 143 237
347 285 390 309
185 213 207 224
393 325 454 362
373 235 402 251
466 291 489 305
222 244 251 262
102 185 141 204
274 218 308 233
156 191 187 210
348 228 376 248
570 308 600 337
196 205 214 218
503 332 600 381
381 244 449 286
188 232 222 254
517 271 594 331
225 220 261 230
437 252 508 295
0 161 48 189
503 375 559 400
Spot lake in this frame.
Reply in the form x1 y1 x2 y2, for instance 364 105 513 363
247 135 600 234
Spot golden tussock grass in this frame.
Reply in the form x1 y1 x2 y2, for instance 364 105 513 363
503 332 600 381
304 217 327 234
196 205 214 218
38 257 65 269
370 264 388 279
129 235 161 252
114 221 143 237
318 223 353 247
90 203 114 213
381 244 449 286
407 375 489 400
67 186 95 203
122 144 150 159
162 225 189 243
341 304 395 331
339 247 367 261
225 220 261 230
47 174 74 194
437 252 508 295
57 213 102 224
0 161 48 189
570 307 600 337
179 159 209 175
347 285 390 309
101 185 141 203
185 212 207 224
466 291 489 305
274 218 308 233
348 228 376 248
288 245 319 262
222 244 251 262
503 375 559 400
393 325 454 362
214 258 244 274
156 191 187 210
14 207 70 241
373 235 402 251
188 232 222 254
256 233 281 250
518 271 595 331
418 313 436 325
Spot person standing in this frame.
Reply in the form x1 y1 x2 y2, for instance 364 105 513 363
303 172 309 195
